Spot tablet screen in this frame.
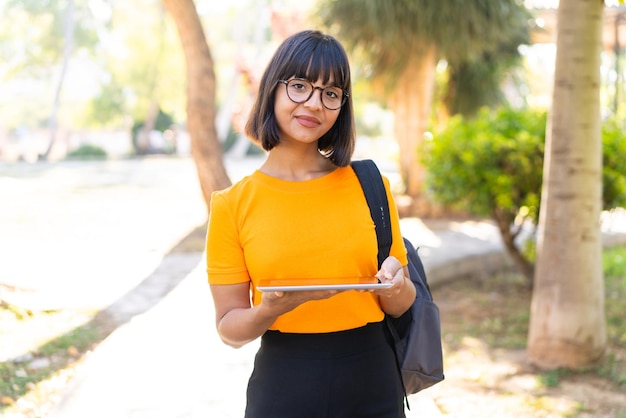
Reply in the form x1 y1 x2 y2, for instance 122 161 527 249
256 277 392 292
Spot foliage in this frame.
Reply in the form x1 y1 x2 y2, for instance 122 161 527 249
0 0 100 79
423 106 546 224
603 246 626 349
602 117 626 210
84 80 128 128
604 245 626 280
599 245 626 387
131 108 175 141
539 368 571 388
0 0 186 132
317 0 531 82
422 107 626 280
444 32 528 117
425 108 626 222
64 144 107 160
317 0 532 116
107 1 186 124
442 4 530 117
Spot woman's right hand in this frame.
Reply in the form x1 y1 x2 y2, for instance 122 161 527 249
260 288 341 316
210 283 341 348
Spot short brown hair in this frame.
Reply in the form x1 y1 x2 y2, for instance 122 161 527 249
245 30 355 167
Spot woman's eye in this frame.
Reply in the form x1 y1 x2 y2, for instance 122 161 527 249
325 90 339 99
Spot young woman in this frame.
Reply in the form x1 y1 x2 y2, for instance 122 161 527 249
206 30 415 418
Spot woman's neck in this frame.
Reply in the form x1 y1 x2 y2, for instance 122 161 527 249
260 146 337 181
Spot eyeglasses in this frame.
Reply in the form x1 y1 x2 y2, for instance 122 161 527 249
277 78 349 110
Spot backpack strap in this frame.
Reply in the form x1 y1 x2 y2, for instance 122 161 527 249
352 159 411 409
351 160 392 268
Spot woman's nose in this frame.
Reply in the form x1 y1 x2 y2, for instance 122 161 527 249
304 87 324 109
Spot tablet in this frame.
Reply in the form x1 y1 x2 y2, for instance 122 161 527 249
256 277 392 292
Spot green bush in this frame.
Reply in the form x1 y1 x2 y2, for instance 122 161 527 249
423 106 545 224
602 118 626 210
422 107 626 282
65 144 108 160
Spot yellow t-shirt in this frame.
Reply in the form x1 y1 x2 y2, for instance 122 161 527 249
206 165 407 333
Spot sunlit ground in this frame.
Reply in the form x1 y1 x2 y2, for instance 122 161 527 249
0 157 209 311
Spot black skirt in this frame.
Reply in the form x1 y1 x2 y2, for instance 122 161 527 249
245 321 406 418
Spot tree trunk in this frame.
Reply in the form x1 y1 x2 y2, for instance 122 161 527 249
389 46 437 214
41 0 74 161
137 8 166 155
162 0 231 211
492 208 534 286
136 101 159 154
527 0 606 369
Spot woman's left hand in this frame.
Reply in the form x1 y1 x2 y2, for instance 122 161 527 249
373 256 406 298
373 256 415 317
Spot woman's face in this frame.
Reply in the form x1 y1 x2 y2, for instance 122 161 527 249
273 77 341 147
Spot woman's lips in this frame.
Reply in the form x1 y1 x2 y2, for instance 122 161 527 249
295 115 320 128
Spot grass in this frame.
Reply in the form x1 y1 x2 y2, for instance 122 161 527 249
0 311 114 413
538 368 572 388
441 246 626 389
601 246 626 387
438 271 531 351
433 246 626 417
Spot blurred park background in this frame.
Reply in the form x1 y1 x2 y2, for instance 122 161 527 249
2 0 626 416
0 0 624 165
2 0 625 302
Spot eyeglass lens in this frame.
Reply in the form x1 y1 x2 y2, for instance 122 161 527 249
284 79 344 110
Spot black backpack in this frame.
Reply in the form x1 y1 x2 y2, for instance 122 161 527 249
352 159 445 401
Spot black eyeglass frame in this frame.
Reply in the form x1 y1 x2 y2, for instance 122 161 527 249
277 78 350 110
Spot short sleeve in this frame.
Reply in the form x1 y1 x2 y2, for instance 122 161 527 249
206 191 250 285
